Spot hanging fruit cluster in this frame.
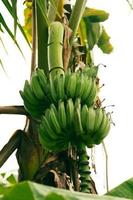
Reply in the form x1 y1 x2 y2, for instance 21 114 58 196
20 21 111 152
20 1 113 191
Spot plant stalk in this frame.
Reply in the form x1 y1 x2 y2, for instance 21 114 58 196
37 0 49 75
69 0 87 45
0 105 27 115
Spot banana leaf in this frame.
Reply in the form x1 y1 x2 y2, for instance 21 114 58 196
1 181 133 200
83 8 109 23
97 26 113 54
106 178 133 199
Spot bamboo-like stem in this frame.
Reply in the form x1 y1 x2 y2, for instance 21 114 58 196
30 0 37 77
0 130 22 168
0 106 27 115
48 21 64 77
69 0 87 45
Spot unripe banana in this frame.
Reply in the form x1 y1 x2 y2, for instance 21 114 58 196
82 77 93 102
74 106 84 137
83 66 98 78
66 73 77 98
31 72 46 100
75 73 85 98
41 115 58 140
81 105 89 130
95 118 110 144
50 103 58 120
49 108 61 135
23 80 39 105
92 110 109 144
49 77 57 103
58 101 67 129
56 73 65 100
94 108 103 132
36 68 48 91
66 98 74 127
20 91 43 118
86 106 96 135
85 79 97 106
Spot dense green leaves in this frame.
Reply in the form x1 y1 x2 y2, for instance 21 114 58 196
107 178 133 199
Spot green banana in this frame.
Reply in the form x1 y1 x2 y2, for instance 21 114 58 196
92 110 109 144
58 101 67 129
20 91 43 118
85 79 97 106
94 108 104 132
96 118 111 144
66 98 74 128
41 115 58 140
56 73 65 100
36 68 48 92
31 72 46 100
49 77 57 103
50 103 58 120
49 108 61 135
81 105 89 130
86 106 96 134
82 76 93 102
23 80 39 105
64 69 71 87
66 73 77 98
75 73 85 98
83 66 98 78
74 106 84 137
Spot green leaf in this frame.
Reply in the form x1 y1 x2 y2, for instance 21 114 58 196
0 13 24 57
6 174 17 185
97 26 113 54
84 17 101 50
107 178 133 199
48 0 62 22
1 0 31 47
2 181 132 200
36 0 50 27
11 0 17 38
45 193 66 200
83 8 109 22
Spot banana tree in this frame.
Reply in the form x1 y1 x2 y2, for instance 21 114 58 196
0 0 114 195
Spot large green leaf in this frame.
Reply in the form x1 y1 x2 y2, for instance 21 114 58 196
83 8 109 23
2 181 132 200
107 178 133 199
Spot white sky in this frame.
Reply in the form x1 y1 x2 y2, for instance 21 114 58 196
0 0 133 194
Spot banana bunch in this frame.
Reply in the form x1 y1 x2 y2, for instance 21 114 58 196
20 67 98 119
81 106 111 147
39 98 111 152
20 69 50 118
65 70 98 106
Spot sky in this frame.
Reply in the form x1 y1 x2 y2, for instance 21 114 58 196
0 0 133 194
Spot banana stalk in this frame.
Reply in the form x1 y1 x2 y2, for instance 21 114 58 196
48 21 64 77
